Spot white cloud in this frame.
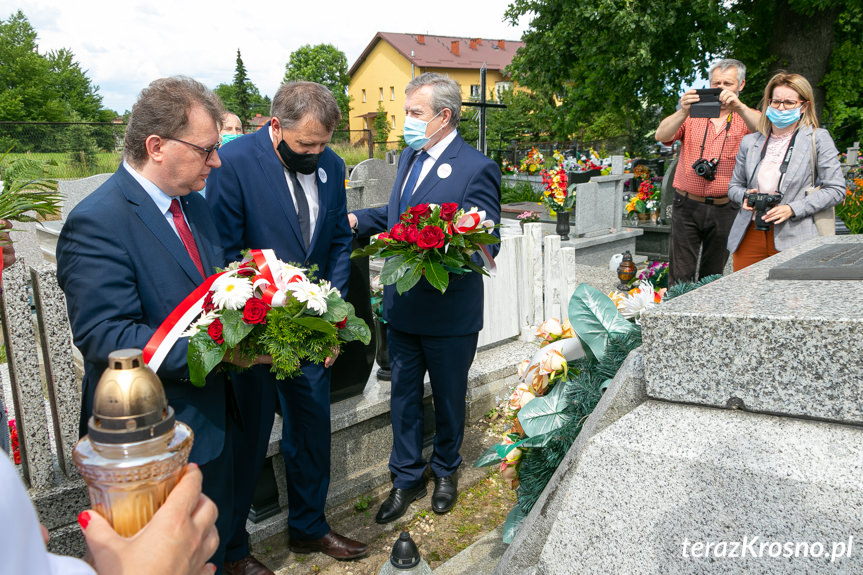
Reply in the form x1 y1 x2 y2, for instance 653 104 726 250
9 0 530 113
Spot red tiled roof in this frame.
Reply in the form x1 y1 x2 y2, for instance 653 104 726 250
348 32 524 76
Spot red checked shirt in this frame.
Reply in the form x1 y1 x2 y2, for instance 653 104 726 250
664 114 752 198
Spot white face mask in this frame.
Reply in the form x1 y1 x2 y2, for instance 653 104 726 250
403 110 446 150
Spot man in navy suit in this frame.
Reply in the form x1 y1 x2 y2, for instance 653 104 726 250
206 81 367 564
349 73 501 523
56 77 263 573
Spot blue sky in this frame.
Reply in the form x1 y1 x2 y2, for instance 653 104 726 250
9 0 531 113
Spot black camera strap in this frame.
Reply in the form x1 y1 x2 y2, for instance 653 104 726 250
696 114 732 164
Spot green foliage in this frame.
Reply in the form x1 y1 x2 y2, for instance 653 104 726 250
353 495 371 512
663 274 723 301
500 181 540 204
232 49 252 123
214 83 270 123
0 11 105 126
283 44 352 129
372 103 390 151
567 283 637 361
502 506 527 544
461 88 557 145
503 0 862 149
0 149 61 222
837 166 863 234
823 7 863 148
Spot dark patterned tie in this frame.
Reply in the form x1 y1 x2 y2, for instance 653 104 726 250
168 199 205 279
288 170 311 248
398 150 429 215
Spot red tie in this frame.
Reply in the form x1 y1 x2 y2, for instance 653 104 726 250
168 199 205 279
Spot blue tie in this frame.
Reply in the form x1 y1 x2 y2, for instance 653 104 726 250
398 151 428 214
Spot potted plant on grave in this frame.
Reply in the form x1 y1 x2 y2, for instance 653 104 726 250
516 210 541 230
540 163 574 240
519 147 544 175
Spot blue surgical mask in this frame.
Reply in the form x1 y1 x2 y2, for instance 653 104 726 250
766 106 801 129
221 133 241 145
403 110 446 150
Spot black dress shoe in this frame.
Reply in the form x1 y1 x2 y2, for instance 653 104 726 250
431 474 458 514
375 483 427 524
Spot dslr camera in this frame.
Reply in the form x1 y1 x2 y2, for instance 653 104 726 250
744 192 783 231
691 158 718 181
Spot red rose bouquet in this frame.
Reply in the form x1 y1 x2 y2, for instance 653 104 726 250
145 249 370 386
351 203 499 295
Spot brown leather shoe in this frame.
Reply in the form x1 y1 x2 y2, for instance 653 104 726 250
223 555 275 575
289 530 369 560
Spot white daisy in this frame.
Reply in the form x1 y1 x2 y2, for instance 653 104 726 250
618 281 657 324
180 311 219 337
288 280 329 315
274 263 308 291
211 274 254 310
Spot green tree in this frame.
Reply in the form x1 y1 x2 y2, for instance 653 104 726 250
372 103 390 151
232 49 252 123
214 83 270 120
504 0 863 148
283 44 351 129
0 11 109 152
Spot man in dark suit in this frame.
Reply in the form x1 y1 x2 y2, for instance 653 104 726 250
349 72 501 523
56 77 266 573
206 81 367 564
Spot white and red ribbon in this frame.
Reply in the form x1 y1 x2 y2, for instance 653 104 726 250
452 211 498 276
143 248 280 374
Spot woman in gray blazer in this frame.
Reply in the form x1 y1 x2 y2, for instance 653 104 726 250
727 72 845 270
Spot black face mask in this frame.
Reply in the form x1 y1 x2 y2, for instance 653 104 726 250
277 139 322 175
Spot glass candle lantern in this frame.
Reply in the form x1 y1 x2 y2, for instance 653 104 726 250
73 349 193 537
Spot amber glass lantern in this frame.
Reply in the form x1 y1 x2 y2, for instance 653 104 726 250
73 349 193 536
616 250 637 291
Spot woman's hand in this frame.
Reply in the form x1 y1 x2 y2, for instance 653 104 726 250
762 204 795 225
741 190 757 211
80 463 219 575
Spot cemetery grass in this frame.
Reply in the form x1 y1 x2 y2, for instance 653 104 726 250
6 152 123 179
255 408 517 574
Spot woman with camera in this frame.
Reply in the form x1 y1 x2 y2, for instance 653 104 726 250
727 72 845 270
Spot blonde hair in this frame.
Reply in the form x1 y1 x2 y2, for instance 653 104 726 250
757 72 819 135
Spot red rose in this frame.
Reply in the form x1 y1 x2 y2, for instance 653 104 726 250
203 291 216 312
243 297 269 324
417 225 445 249
207 318 224 345
236 267 256 277
405 224 419 244
439 202 459 221
390 223 408 241
377 232 391 241
400 211 415 224
409 203 431 220
335 317 347 329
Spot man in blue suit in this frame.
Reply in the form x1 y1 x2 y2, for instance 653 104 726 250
207 81 367 565
349 73 501 523
56 77 261 573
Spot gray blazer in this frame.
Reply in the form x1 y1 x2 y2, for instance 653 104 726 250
727 125 845 253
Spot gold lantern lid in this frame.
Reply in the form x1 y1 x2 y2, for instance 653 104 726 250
88 349 176 444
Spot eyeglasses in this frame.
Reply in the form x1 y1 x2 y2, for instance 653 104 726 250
768 99 805 109
162 136 220 161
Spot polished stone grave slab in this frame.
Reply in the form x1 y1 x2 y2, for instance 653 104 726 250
767 243 863 280
641 235 863 425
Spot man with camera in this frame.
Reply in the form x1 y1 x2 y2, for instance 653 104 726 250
655 59 761 285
